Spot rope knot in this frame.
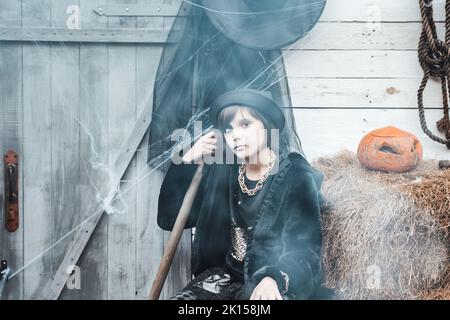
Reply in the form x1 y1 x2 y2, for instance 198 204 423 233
419 39 450 78
417 0 450 149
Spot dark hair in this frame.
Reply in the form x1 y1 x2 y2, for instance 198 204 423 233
217 105 276 148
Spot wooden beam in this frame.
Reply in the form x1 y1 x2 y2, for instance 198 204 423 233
41 96 154 300
93 3 186 17
0 27 172 43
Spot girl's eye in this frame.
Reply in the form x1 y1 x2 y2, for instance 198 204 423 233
241 121 251 128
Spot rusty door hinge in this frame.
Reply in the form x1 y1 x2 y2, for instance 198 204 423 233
4 150 19 232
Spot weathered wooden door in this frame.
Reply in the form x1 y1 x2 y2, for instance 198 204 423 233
0 0 191 300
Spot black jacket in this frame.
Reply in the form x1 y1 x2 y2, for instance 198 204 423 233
157 152 325 299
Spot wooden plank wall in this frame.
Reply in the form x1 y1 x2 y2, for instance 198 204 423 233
21 0 53 299
0 0 448 300
286 0 449 160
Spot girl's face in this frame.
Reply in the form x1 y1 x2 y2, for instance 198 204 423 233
222 107 268 160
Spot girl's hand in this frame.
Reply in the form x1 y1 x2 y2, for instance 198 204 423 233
250 277 283 300
182 131 217 164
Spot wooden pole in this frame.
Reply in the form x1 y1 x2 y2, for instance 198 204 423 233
148 163 204 300
149 22 203 300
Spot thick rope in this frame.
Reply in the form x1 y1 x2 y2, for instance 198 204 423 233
418 0 450 149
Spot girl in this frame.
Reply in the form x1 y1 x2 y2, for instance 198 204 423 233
157 89 325 300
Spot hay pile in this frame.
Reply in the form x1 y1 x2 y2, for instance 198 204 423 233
312 150 449 299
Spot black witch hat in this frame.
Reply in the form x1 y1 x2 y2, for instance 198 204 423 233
200 0 326 50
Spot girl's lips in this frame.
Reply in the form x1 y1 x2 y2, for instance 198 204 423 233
234 145 246 150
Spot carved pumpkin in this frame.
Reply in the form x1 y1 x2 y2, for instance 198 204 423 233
357 126 423 172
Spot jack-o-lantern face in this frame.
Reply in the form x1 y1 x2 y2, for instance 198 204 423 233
357 126 423 173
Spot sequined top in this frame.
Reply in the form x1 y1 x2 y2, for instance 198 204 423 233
224 165 274 281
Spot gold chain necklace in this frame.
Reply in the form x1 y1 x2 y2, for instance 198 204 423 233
238 152 275 196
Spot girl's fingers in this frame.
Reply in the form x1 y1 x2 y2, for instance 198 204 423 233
202 147 215 154
203 142 217 148
203 143 216 151
193 132 215 146
204 131 216 139
203 137 217 144
276 291 283 300
251 290 262 300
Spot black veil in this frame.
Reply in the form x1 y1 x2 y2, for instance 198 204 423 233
147 0 326 170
